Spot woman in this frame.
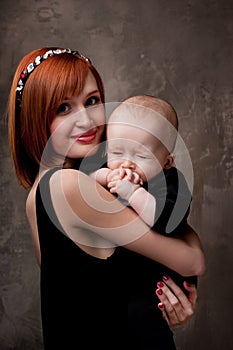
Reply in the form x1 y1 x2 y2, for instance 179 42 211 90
8 47 205 349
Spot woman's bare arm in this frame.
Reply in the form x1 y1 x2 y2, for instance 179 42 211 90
49 169 205 276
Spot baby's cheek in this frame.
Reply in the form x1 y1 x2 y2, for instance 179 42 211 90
107 160 121 170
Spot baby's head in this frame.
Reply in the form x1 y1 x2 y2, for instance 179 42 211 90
107 95 179 182
124 95 178 131
109 95 178 151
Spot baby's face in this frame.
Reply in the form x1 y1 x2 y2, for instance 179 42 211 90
107 123 171 182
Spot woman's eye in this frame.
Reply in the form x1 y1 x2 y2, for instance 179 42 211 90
57 103 70 115
86 96 100 107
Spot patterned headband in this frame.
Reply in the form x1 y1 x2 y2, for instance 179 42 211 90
16 48 91 108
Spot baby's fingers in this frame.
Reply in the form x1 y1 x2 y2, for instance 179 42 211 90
108 180 117 189
109 186 117 193
132 172 142 184
123 168 133 181
118 168 127 179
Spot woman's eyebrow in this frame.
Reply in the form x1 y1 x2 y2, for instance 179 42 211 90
62 90 100 101
86 89 100 96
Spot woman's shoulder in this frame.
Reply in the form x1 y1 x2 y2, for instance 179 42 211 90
48 167 91 196
26 179 39 218
25 168 80 214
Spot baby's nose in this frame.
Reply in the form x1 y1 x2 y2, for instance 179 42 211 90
120 159 136 169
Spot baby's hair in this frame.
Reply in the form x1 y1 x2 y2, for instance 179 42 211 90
109 95 179 153
122 95 178 131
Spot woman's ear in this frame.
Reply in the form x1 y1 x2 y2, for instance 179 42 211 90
164 153 174 169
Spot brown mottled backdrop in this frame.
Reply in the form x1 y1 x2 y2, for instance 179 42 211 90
0 0 232 349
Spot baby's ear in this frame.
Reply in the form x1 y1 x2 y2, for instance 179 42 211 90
164 153 174 169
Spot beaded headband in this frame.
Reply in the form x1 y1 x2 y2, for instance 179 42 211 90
16 48 91 108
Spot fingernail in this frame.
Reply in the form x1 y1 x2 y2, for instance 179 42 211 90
185 281 191 287
158 302 164 309
157 281 164 288
156 288 163 295
162 275 169 281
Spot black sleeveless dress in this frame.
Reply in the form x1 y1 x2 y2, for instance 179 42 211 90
36 168 178 350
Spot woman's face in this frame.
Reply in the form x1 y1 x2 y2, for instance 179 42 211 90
50 71 105 160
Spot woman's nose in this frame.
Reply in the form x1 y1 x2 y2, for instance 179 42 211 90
120 159 136 169
74 108 92 129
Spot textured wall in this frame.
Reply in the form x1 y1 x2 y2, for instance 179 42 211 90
0 0 233 349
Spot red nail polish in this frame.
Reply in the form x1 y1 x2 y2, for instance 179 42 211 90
158 302 164 309
157 281 164 288
156 288 163 295
162 275 169 281
185 281 191 287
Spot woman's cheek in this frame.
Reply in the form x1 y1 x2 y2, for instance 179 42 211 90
49 123 70 156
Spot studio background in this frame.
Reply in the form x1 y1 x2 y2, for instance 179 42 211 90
0 0 232 349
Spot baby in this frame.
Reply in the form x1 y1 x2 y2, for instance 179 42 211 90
91 95 191 235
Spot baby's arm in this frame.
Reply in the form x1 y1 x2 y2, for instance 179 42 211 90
89 168 111 186
129 187 156 227
108 175 156 227
90 168 128 187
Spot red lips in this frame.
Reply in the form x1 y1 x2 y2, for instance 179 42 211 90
75 129 97 143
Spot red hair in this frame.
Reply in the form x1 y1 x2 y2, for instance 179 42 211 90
8 47 105 188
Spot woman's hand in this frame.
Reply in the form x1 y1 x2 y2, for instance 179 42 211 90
155 275 197 327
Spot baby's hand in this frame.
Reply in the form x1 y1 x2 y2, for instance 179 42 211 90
108 178 140 201
107 168 143 198
117 179 140 201
124 170 143 185
106 168 126 183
